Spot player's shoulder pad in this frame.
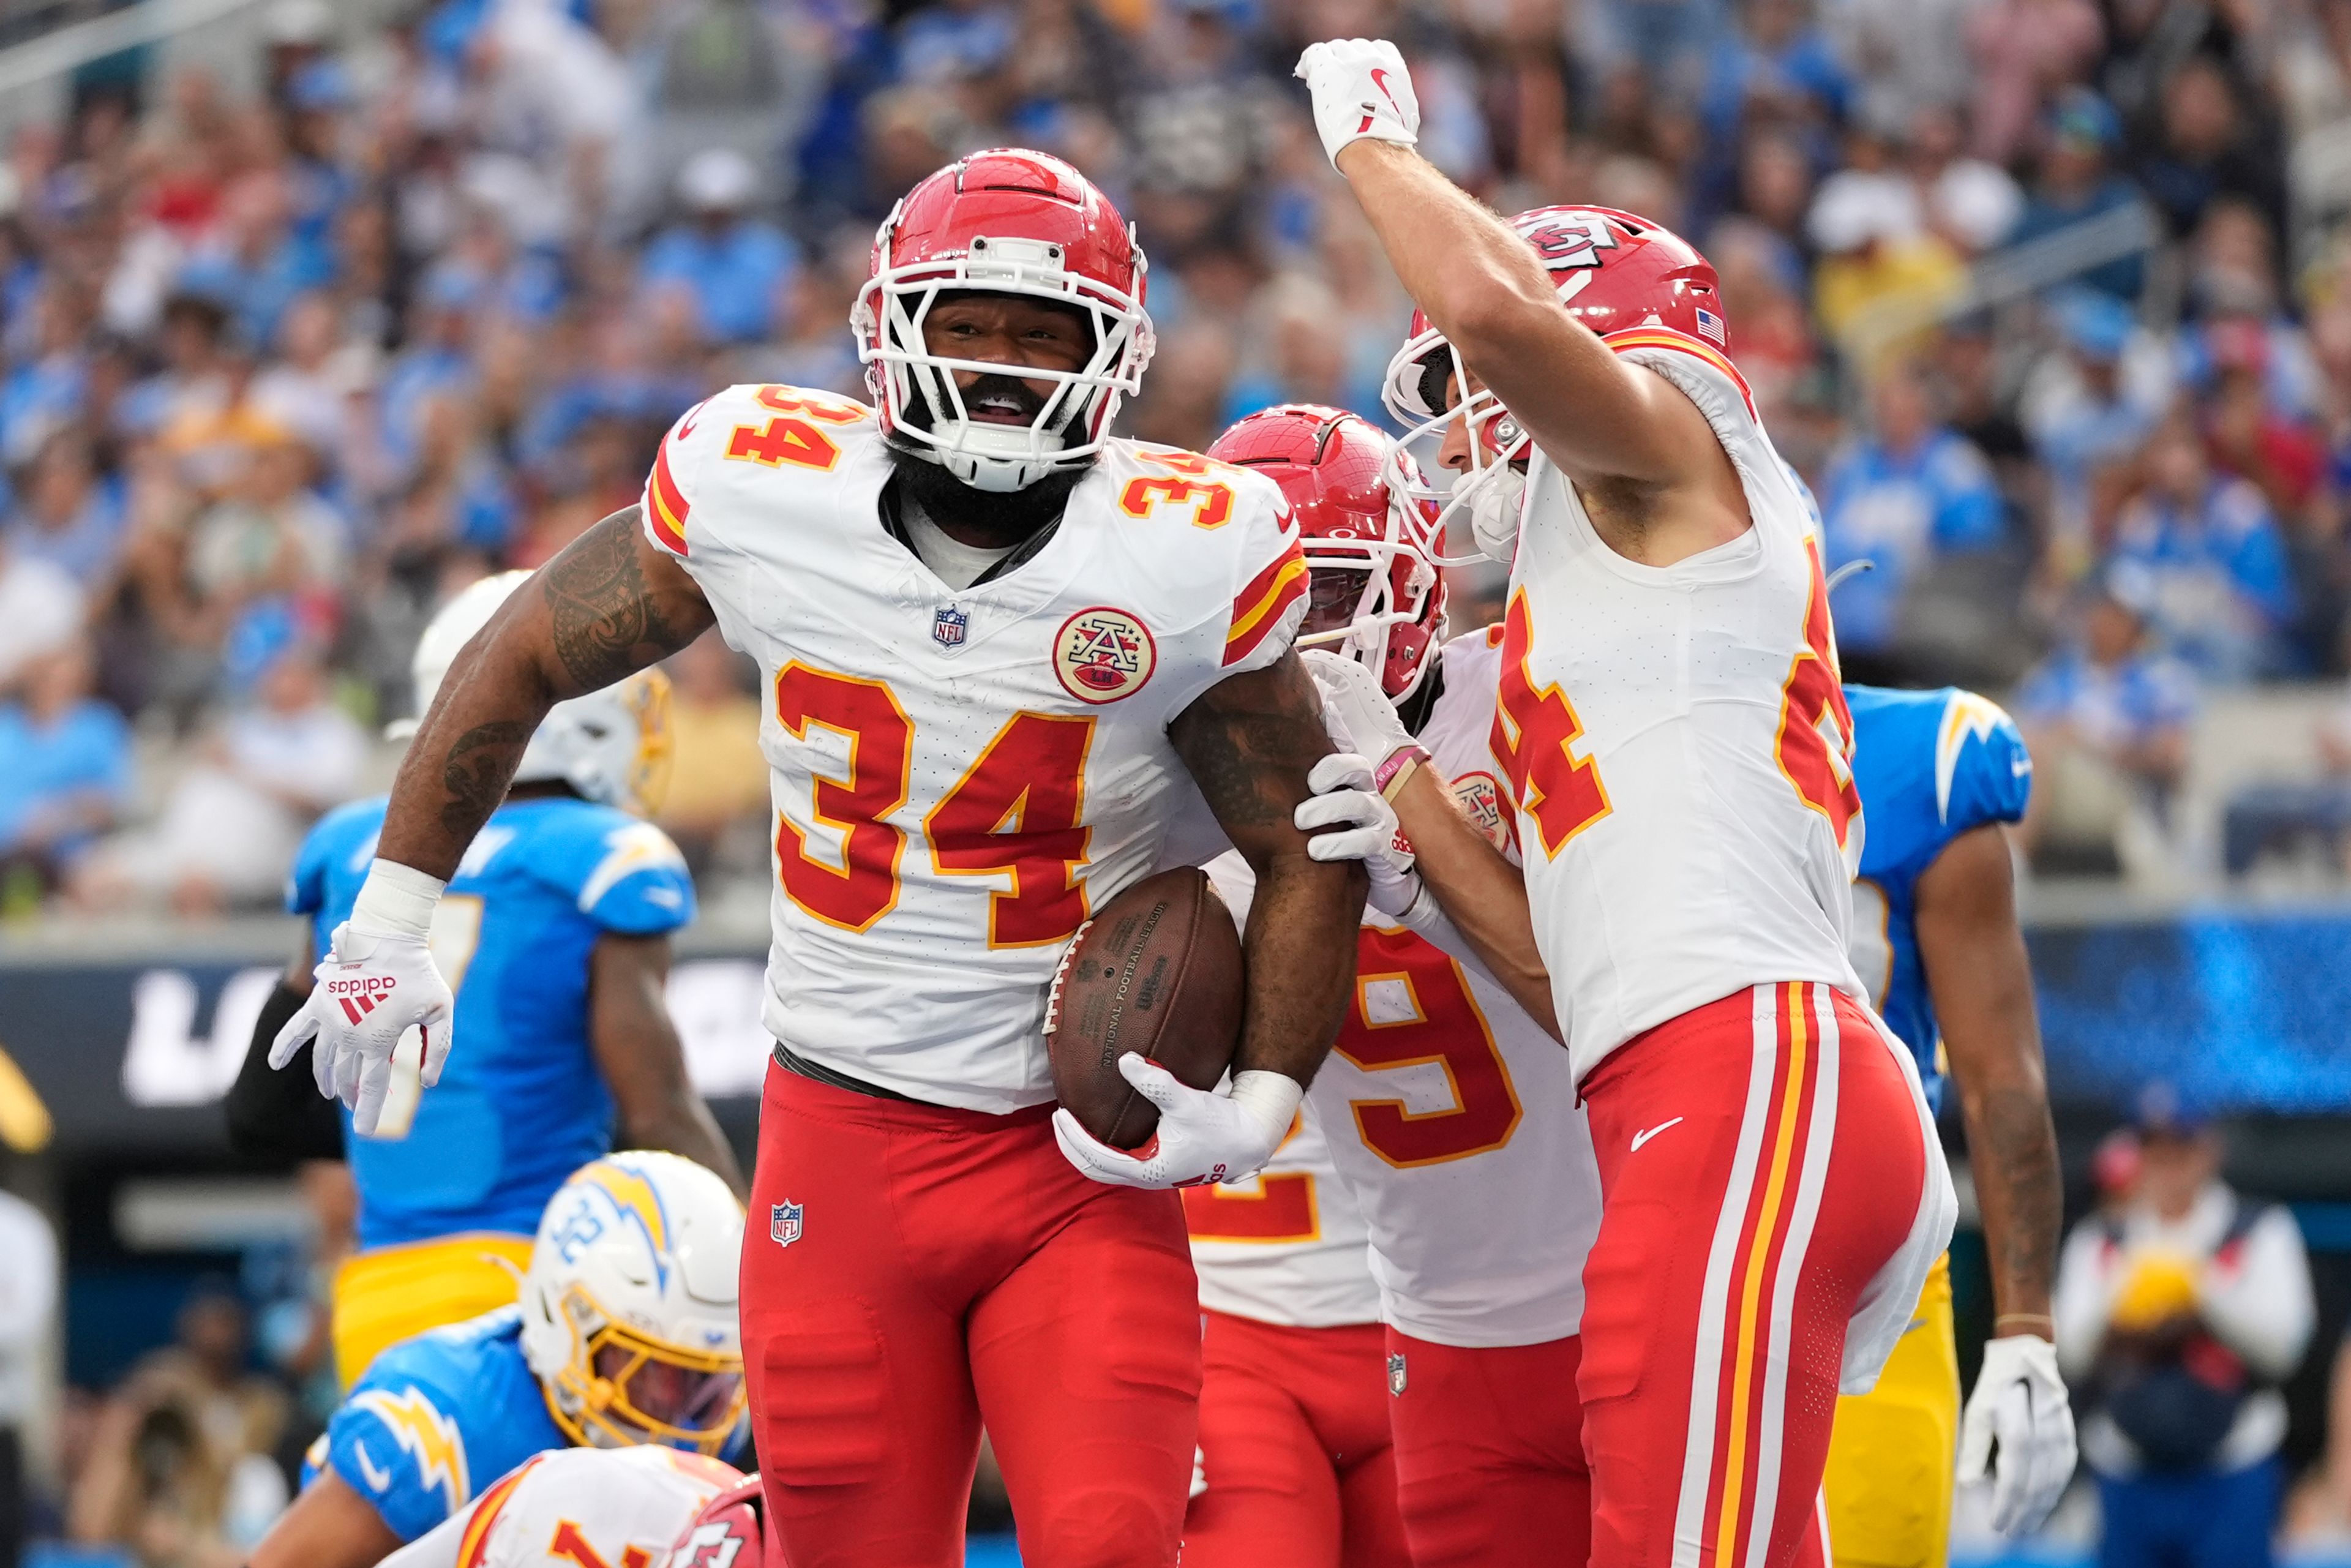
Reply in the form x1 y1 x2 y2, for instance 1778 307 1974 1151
288 795 389 915
1095 439 1306 667
1602 324 1760 432
516 800 696 934
328 1338 487 1540
1930 688 2030 830
1442 623 1508 689
642 382 880 559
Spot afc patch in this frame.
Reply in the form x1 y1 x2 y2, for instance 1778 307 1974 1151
1387 1351 1408 1397
1449 770 1515 853
1053 606 1157 705
770 1201 803 1248
932 604 968 650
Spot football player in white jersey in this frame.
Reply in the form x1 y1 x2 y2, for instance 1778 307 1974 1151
1294 48 1957 1568
268 149 1368 1568
378 1445 743 1568
1190 405 1606 1568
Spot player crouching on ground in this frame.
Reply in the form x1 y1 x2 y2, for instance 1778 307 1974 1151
250 1152 744 1568
1189 403 1607 1568
1295 41 1957 1567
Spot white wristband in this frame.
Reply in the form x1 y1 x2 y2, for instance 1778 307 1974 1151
350 858 448 940
1227 1069 1305 1141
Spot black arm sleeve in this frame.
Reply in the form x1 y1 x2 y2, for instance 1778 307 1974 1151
223 981 343 1165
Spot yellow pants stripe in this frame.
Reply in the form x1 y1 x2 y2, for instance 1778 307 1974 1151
331 1232 535 1390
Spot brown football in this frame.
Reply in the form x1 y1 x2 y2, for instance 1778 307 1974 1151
1045 867 1245 1149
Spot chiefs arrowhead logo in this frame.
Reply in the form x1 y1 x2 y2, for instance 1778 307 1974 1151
324 974 398 1026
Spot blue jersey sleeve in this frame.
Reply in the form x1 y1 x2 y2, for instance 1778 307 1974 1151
522 805 697 936
323 1367 481 1540
1937 691 2032 833
287 798 386 918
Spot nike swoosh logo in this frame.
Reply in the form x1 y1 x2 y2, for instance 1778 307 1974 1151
353 1440 392 1494
2011 756 2032 777
1630 1116 1683 1152
1370 67 1400 114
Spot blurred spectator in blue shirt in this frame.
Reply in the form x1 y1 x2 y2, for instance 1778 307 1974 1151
1820 358 2008 656
6 431 124 588
2017 574 2198 873
2110 410 2295 680
640 149 800 347
2026 288 2162 546
0 638 132 891
0 280 91 468
2011 90 2148 302
378 268 482 471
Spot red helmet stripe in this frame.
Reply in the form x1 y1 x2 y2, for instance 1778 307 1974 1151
1224 540 1308 667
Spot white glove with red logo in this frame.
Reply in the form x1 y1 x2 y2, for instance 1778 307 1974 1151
1294 39 1419 171
1054 1059 1303 1190
1295 754 1421 917
1300 649 1415 770
1958 1334 2078 1536
270 860 455 1137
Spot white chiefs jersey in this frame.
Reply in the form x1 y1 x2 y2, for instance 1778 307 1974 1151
643 384 1306 1111
380 1446 741 1568
1201 632 1602 1348
1186 1099 1379 1328
1502 331 1865 1083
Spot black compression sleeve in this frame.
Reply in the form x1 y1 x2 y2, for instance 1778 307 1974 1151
223 980 343 1165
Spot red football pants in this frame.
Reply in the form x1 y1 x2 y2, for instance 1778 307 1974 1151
1182 1311 1407 1568
1577 983 1927 1568
741 1066 1202 1568
1384 1330 1591 1568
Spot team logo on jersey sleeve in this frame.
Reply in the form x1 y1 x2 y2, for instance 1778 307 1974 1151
932 605 969 650
1449 771 1515 853
1053 607 1157 704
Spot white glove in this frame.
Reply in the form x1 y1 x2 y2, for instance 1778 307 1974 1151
1054 1059 1303 1190
270 860 455 1137
1295 753 1420 916
1958 1334 2077 1536
1300 648 1415 770
1293 39 1419 171
1464 461 1529 566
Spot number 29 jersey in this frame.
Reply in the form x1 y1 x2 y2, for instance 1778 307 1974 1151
641 383 1307 1112
1500 331 1867 1082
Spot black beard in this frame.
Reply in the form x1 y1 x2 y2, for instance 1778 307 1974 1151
887 446 1087 546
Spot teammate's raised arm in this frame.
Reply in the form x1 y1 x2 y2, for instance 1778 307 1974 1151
1170 651 1369 1087
1295 41 1749 561
379 508 714 879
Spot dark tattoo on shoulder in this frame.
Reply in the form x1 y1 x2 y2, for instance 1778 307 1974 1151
542 508 696 692
439 721 533 835
1169 653 1331 831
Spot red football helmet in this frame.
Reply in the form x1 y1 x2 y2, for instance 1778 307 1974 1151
1381 208 1728 555
1207 403 1446 702
670 1474 765 1567
856 148 1155 493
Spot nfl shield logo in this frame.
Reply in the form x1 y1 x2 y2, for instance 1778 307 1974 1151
932 605 969 650
770 1201 803 1248
1387 1352 1408 1397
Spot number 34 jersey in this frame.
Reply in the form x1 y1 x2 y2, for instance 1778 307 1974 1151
1501 331 1867 1082
641 383 1307 1112
1198 630 1603 1349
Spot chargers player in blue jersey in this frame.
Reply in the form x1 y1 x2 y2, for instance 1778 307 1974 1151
250 1151 748 1568
227 572 741 1389
1822 684 2078 1562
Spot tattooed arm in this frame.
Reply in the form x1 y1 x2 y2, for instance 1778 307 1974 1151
377 508 714 876
1917 823 2061 1331
1169 653 1368 1086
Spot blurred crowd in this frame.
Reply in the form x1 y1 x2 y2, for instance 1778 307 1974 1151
7 0 2351 912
